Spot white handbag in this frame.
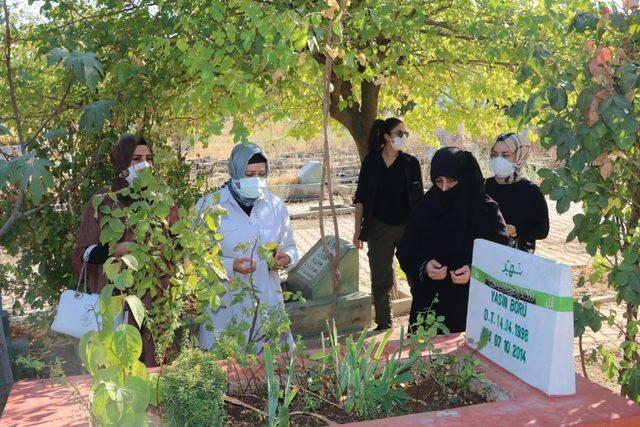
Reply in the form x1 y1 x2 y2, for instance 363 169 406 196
51 261 127 339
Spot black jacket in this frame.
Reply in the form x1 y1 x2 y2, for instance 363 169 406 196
353 151 423 241
485 177 549 253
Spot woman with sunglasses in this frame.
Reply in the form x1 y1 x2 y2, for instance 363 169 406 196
485 132 549 253
353 117 424 331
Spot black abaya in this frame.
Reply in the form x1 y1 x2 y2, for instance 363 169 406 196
396 148 511 333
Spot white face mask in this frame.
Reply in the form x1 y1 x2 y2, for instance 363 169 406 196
390 136 406 151
490 156 516 178
236 177 267 199
125 161 151 184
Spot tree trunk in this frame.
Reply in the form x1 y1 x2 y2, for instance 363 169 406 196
621 178 640 398
327 74 380 161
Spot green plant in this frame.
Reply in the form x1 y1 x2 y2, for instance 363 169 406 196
162 348 227 427
310 323 419 419
510 4 640 402
263 342 298 427
79 286 158 426
423 352 487 406
80 171 230 425
96 168 228 362
14 354 45 372
206 236 294 358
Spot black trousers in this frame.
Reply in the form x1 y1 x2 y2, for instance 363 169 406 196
366 217 405 327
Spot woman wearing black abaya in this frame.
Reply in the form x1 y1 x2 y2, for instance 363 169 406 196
396 147 511 333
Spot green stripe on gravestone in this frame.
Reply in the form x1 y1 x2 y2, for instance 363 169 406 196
471 266 573 312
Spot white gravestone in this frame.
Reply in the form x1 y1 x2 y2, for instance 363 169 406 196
466 239 575 396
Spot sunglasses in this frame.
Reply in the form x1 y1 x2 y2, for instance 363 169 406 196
393 131 410 138
496 132 515 142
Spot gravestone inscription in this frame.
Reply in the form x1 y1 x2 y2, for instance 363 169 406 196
287 236 358 299
466 239 575 396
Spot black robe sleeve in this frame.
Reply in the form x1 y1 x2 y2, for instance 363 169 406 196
396 199 431 282
478 197 512 247
516 185 549 242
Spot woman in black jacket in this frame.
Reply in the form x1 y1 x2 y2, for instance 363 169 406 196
485 132 549 253
396 147 511 333
353 117 423 331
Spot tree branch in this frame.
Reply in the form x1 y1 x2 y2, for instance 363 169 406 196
424 58 516 69
25 79 74 149
0 149 105 239
3 0 25 148
0 190 25 240
290 411 337 425
222 394 267 418
0 0 27 241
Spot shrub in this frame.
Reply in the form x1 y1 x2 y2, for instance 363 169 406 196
162 348 227 427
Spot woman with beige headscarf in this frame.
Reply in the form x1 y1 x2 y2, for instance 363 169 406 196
485 132 549 253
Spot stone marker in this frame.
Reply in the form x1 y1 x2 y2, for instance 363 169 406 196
285 236 370 337
287 236 358 299
466 239 575 395
287 291 371 338
283 183 321 201
297 161 322 184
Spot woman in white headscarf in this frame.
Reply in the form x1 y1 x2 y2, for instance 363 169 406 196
195 142 298 353
485 132 549 253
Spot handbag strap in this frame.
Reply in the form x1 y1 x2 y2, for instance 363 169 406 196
76 260 88 293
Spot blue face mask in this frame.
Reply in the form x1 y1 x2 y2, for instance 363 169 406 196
235 177 267 200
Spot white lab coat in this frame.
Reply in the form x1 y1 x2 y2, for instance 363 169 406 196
194 186 299 352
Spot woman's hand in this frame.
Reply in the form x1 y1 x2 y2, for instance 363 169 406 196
352 231 363 250
271 251 291 270
506 224 517 237
426 259 447 281
450 265 471 285
114 242 133 257
233 257 256 274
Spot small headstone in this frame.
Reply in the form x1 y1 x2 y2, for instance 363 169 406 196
285 183 321 201
287 236 358 299
466 239 575 396
297 161 322 185
287 291 372 338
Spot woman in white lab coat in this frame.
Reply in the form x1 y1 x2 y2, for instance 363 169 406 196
195 142 299 353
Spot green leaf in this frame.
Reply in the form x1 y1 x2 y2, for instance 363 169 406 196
204 213 220 231
548 87 568 112
617 66 638 94
577 88 594 113
622 366 640 403
22 155 53 204
515 64 534 84
91 385 111 422
63 51 104 92
0 123 11 136
114 269 134 290
123 375 151 413
149 372 161 406
43 128 68 140
79 100 115 135
121 254 139 271
573 12 598 32
557 197 570 214
46 47 70 66
112 324 143 366
124 295 146 328
79 331 100 375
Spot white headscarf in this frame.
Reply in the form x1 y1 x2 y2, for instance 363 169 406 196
492 132 532 183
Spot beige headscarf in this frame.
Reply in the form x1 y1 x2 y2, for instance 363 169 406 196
492 132 532 183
